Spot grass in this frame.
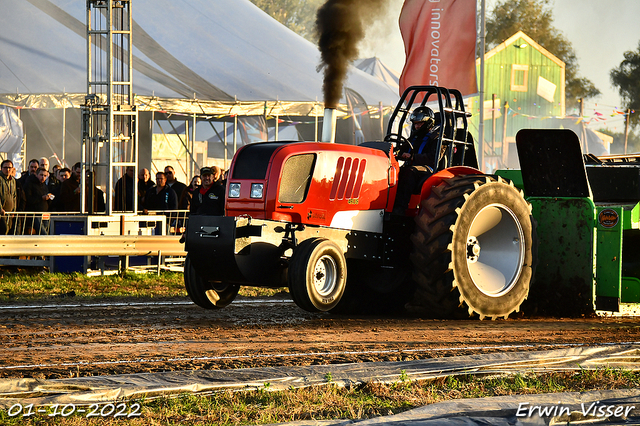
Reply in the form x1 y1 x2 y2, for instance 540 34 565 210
1 368 639 425
0 268 285 300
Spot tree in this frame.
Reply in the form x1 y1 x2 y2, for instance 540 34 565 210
485 0 600 109
248 0 324 43
611 42 640 129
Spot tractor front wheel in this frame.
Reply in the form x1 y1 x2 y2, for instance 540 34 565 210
288 238 347 312
184 255 240 309
409 175 535 319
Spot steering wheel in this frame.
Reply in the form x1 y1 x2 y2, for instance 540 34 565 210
384 133 413 158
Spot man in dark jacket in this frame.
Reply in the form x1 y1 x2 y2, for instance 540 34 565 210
137 168 154 210
190 167 225 216
49 167 70 212
144 172 178 211
164 165 187 203
23 167 54 234
114 166 135 211
17 158 39 191
59 162 105 213
0 160 16 235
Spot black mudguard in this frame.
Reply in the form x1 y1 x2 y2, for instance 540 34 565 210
185 215 287 287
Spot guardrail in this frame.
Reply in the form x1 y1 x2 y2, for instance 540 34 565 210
0 235 185 256
0 211 190 272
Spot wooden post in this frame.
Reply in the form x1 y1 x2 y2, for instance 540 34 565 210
491 94 497 154
502 101 509 167
379 101 384 139
580 98 588 153
624 108 631 154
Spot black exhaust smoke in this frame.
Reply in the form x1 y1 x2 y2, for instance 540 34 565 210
317 0 389 109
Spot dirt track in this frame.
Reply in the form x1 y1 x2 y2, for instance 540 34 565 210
1 294 639 380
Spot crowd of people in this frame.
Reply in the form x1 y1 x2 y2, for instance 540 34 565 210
116 164 227 215
0 157 227 235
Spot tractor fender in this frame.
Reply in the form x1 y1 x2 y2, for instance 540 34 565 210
419 166 483 202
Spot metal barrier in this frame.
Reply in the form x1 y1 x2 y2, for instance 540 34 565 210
0 211 189 272
144 210 190 236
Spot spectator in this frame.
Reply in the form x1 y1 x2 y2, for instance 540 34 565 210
24 167 53 211
190 166 225 216
179 175 200 210
50 167 70 211
58 162 105 213
212 166 223 183
12 165 25 212
114 166 135 211
144 172 178 212
23 167 53 234
137 168 154 210
39 156 58 191
55 167 70 184
18 158 39 190
0 160 16 234
164 166 187 202
59 162 81 212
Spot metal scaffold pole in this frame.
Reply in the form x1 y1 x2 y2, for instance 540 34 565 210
478 0 486 172
83 0 138 215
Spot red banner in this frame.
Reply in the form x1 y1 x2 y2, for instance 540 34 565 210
399 0 478 97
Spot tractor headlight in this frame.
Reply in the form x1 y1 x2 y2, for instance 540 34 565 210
228 183 241 198
250 183 264 199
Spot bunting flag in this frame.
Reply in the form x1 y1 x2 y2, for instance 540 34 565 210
398 0 478 97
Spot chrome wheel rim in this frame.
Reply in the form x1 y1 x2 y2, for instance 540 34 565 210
465 204 525 297
313 254 337 296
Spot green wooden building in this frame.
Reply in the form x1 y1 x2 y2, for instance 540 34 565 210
469 31 566 170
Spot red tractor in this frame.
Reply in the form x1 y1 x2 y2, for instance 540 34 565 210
184 86 535 319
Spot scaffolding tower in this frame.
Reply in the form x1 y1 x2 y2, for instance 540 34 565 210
82 0 138 215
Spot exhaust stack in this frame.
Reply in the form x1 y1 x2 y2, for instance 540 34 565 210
321 108 337 143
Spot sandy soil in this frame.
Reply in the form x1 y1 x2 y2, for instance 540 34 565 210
1 294 639 380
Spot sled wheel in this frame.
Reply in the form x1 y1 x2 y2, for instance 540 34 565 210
408 175 535 319
288 238 346 312
184 255 240 309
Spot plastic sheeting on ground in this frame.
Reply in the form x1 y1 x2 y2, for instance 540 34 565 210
1 344 640 424
266 389 640 425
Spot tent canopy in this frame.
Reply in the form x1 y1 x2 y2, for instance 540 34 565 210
354 57 400 94
0 0 399 109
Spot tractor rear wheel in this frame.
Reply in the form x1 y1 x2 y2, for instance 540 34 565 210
184 255 240 309
288 238 347 312
408 175 535 319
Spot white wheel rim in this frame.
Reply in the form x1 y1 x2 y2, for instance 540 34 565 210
313 254 337 296
465 204 524 297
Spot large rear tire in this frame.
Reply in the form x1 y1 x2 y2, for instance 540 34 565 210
288 238 346 312
408 175 535 319
184 255 240 309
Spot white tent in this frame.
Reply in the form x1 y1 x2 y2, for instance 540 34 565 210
0 0 399 106
0 0 399 176
354 57 401 94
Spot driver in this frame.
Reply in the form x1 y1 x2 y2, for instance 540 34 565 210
392 106 440 215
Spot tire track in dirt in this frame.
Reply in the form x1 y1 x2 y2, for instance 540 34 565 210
1 295 639 379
